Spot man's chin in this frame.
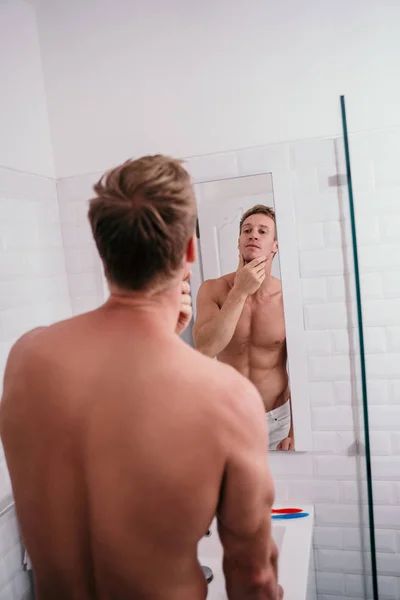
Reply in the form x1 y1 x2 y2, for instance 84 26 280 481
243 250 262 262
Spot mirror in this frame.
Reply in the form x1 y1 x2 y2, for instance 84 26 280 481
191 174 293 451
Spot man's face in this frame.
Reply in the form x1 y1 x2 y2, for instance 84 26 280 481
238 214 278 264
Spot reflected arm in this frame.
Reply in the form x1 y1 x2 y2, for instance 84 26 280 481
192 280 247 357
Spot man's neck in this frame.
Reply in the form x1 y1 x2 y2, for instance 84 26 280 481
105 278 182 334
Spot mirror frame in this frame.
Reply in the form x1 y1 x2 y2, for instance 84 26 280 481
100 145 312 451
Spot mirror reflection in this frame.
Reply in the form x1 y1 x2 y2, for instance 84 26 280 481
192 175 293 450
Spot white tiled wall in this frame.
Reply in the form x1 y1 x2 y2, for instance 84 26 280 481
56 175 105 315
0 167 72 600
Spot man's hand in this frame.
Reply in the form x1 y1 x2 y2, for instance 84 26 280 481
276 437 294 451
233 255 267 296
175 273 192 336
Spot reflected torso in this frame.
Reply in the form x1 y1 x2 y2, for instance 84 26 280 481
0 308 234 600
215 273 289 413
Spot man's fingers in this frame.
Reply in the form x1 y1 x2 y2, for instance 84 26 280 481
247 256 267 267
181 294 192 306
182 281 191 294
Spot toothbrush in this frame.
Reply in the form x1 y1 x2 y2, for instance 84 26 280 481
272 512 309 520
271 508 303 514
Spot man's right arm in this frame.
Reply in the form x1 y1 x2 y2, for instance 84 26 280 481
217 376 280 600
192 280 247 358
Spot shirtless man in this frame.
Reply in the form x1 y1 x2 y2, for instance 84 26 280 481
193 205 293 451
0 157 281 600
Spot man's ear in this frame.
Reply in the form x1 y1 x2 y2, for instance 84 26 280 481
186 234 196 264
272 240 279 257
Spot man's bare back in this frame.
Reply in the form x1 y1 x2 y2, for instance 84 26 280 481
211 273 289 413
0 301 277 600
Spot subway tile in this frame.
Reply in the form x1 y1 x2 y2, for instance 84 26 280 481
36 223 64 249
315 504 362 528
308 356 351 382
360 272 383 299
24 249 66 278
371 481 397 506
309 382 335 406
318 549 363 573
363 299 400 327
366 353 400 379
375 552 400 576
313 526 342 550
0 252 27 279
290 139 336 170
368 406 400 430
382 271 400 298
269 453 313 479
386 327 400 352
333 381 353 405
374 531 397 554
345 573 366 597
364 327 387 353
57 198 77 223
326 275 347 301
313 432 337 454
369 432 391 456
287 479 339 503
315 571 345 595
306 331 331 356
367 380 389 406
237 145 288 177
297 223 324 250
389 381 400 404
380 215 400 242
371 457 400 481
299 248 345 278
391 433 400 455
339 481 361 504
314 456 357 479
342 528 363 551
301 277 327 303
67 272 103 298
359 243 400 273
304 303 349 330
200 173 272 203
312 407 354 431
335 432 358 455
330 330 349 354
186 153 238 183
271 480 288 503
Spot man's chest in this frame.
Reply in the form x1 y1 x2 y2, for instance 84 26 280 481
224 294 286 349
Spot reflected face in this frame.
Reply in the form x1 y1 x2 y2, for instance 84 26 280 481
239 214 278 263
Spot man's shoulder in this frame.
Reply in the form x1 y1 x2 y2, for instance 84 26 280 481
200 273 234 296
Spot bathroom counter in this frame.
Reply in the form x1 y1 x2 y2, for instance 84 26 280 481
198 504 314 600
273 504 314 600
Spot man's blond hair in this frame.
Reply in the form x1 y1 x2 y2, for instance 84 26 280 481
240 205 276 240
88 155 197 291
